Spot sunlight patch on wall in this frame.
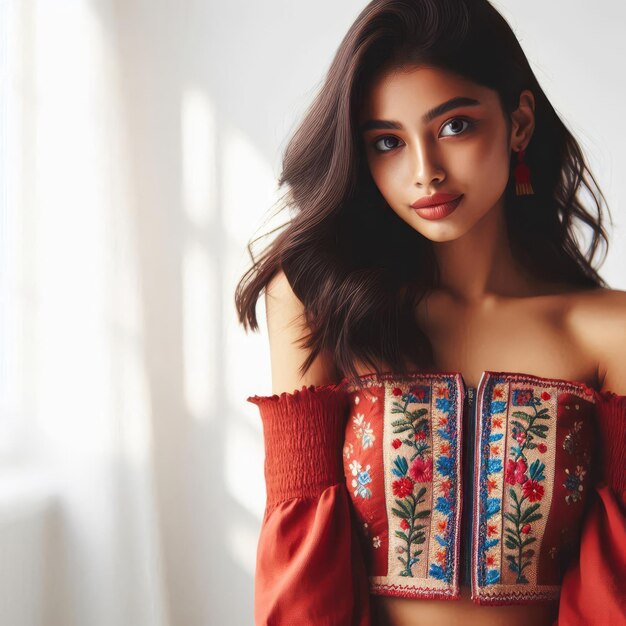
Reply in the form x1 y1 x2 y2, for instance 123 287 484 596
224 419 265 519
181 89 216 227
181 87 218 422
182 241 216 422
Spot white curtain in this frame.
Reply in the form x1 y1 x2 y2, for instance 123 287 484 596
0 0 269 624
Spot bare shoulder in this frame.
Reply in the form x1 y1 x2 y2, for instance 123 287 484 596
265 269 340 395
565 287 626 394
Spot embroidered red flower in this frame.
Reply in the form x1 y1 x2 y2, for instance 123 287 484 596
392 477 414 498
516 431 527 444
537 443 547 453
392 387 403 396
521 524 532 534
415 431 427 441
487 523 498 537
436 549 446 565
400 518 410 530
436 385 449 398
440 479 452 497
440 442 450 455
487 478 498 494
437 519 447 532
486 554 496 566
494 388 504 399
409 456 433 483
392 438 402 449
505 458 528 485
541 391 551 401
413 387 425 401
492 416 503 429
522 479 545 502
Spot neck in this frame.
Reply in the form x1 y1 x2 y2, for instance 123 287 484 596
431 200 538 304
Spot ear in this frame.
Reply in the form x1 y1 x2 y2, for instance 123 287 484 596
509 89 535 151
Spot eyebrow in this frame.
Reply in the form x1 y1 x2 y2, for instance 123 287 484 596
360 96 482 132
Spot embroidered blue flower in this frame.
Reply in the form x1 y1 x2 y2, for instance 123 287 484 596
434 495 452 516
435 396 453 414
436 455 454 477
429 564 447 580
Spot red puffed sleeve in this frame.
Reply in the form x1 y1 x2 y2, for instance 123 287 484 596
554 390 626 625
247 383 372 626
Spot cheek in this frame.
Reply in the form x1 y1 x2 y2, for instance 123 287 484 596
368 158 406 205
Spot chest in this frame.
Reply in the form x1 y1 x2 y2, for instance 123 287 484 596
413 292 597 389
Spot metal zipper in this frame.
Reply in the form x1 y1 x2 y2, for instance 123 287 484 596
462 384 476 587
461 371 488 598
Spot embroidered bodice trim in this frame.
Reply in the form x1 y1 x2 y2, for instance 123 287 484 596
340 370 598 605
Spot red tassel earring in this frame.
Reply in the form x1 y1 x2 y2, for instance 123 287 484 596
514 148 534 196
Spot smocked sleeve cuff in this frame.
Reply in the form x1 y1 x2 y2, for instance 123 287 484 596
247 383 349 508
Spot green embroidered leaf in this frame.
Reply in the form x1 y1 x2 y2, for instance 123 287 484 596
505 539 519 550
519 503 540 522
415 509 432 519
415 486 427 500
529 425 548 438
414 536 427 544
522 513 542 524
392 424 413 433
413 549 423 557
531 424 549 432
509 488 519 504
503 512 519 524
394 499 412 516
521 537 537 547
391 507 408 519
398 556 407 565
511 412 532 422
394 530 408 541
535 408 550 418
407 408 428 421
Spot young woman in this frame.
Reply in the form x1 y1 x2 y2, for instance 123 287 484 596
235 1 626 624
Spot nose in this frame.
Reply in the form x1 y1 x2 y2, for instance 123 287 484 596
411 139 445 187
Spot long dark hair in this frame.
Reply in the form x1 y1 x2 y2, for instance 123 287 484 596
234 0 611 389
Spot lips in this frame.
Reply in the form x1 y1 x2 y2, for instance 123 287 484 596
411 193 463 209
411 194 464 221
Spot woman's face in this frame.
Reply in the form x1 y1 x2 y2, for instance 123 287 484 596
358 65 525 242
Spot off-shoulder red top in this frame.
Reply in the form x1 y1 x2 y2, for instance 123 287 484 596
247 370 626 625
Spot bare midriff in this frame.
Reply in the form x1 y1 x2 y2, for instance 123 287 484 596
371 584 559 626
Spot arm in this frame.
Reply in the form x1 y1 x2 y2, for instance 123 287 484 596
555 291 626 624
247 270 372 626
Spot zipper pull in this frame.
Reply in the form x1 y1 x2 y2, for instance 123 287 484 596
466 386 475 407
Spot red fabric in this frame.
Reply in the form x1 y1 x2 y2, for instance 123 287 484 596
248 384 626 625
554 390 626 625
247 384 372 626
